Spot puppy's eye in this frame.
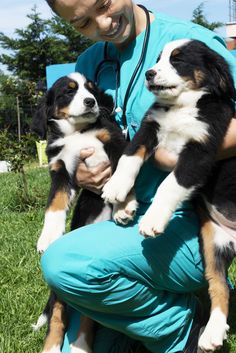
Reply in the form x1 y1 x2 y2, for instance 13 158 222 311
68 81 77 90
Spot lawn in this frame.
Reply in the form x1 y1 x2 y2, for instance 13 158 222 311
0 165 236 353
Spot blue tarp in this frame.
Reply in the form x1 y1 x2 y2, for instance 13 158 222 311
46 63 76 88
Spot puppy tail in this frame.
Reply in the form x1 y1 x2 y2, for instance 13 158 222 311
32 313 48 331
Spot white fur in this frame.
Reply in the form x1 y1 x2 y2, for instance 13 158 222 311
32 313 48 331
198 307 229 351
49 130 108 176
148 99 208 157
42 345 61 353
212 222 236 250
70 334 92 353
139 172 195 236
37 210 67 253
113 196 138 225
86 204 112 224
102 154 143 203
67 73 99 121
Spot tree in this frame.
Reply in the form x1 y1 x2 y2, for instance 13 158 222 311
0 6 93 135
192 3 224 31
0 6 92 82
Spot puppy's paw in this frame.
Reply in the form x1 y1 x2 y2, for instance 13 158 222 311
198 313 229 351
138 211 166 237
70 337 92 353
37 230 63 253
102 175 133 204
113 198 138 225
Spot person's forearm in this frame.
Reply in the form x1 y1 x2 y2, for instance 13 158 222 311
218 116 236 160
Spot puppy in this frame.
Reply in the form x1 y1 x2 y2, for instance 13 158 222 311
102 39 236 351
32 72 137 353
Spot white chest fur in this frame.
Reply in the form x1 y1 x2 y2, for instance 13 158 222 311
49 130 108 175
149 106 209 155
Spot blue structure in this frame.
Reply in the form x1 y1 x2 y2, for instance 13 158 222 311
46 63 76 89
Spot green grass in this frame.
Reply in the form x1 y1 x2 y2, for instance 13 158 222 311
0 166 236 353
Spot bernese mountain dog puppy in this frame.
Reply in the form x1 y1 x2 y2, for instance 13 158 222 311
32 72 137 353
102 39 236 351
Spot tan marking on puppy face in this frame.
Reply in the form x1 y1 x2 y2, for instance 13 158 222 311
50 161 63 172
135 145 147 160
171 48 181 57
86 81 95 90
68 81 77 89
96 129 111 143
56 106 70 119
200 216 229 316
182 70 205 90
49 191 69 211
194 69 205 86
43 300 67 351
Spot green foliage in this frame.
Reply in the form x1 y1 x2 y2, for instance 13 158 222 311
0 131 37 208
192 3 224 31
0 6 92 82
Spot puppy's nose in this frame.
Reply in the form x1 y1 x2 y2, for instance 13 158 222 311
145 69 156 81
84 98 95 108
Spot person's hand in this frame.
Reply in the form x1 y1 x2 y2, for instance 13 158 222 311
76 148 112 194
153 147 177 171
154 117 236 171
218 118 236 160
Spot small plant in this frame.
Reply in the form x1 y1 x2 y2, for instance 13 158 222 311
0 130 36 208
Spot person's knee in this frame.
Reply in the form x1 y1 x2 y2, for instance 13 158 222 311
41 242 65 290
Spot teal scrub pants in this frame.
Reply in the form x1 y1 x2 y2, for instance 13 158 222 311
41 210 207 353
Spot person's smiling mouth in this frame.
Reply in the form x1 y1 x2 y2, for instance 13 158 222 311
102 16 123 39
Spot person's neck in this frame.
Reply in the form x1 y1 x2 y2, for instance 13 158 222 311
115 4 154 52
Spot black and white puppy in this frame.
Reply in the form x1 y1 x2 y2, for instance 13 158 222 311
33 72 137 253
102 39 236 351
32 72 137 353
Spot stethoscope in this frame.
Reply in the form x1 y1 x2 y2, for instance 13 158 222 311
94 4 151 140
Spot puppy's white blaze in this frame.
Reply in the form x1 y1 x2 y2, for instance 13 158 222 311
31 313 48 331
70 334 92 353
67 73 99 118
42 345 61 353
153 172 195 213
153 40 190 90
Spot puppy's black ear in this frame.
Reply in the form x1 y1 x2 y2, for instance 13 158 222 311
31 96 48 140
205 47 236 100
97 89 114 116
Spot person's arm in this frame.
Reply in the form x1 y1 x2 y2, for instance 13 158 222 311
154 117 236 171
76 148 112 194
218 117 236 160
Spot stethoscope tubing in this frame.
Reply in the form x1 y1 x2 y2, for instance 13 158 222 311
95 4 151 140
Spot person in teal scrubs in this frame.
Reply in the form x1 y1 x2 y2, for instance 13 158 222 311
41 1 236 352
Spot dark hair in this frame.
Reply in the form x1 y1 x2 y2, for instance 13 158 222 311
45 0 58 14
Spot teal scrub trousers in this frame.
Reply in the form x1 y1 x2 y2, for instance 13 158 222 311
41 210 207 353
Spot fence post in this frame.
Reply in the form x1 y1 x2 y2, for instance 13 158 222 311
16 96 21 141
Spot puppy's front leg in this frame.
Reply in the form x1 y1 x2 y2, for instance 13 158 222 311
139 141 216 237
37 160 76 253
102 118 159 204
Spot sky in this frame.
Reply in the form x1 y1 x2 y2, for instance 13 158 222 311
0 0 231 72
